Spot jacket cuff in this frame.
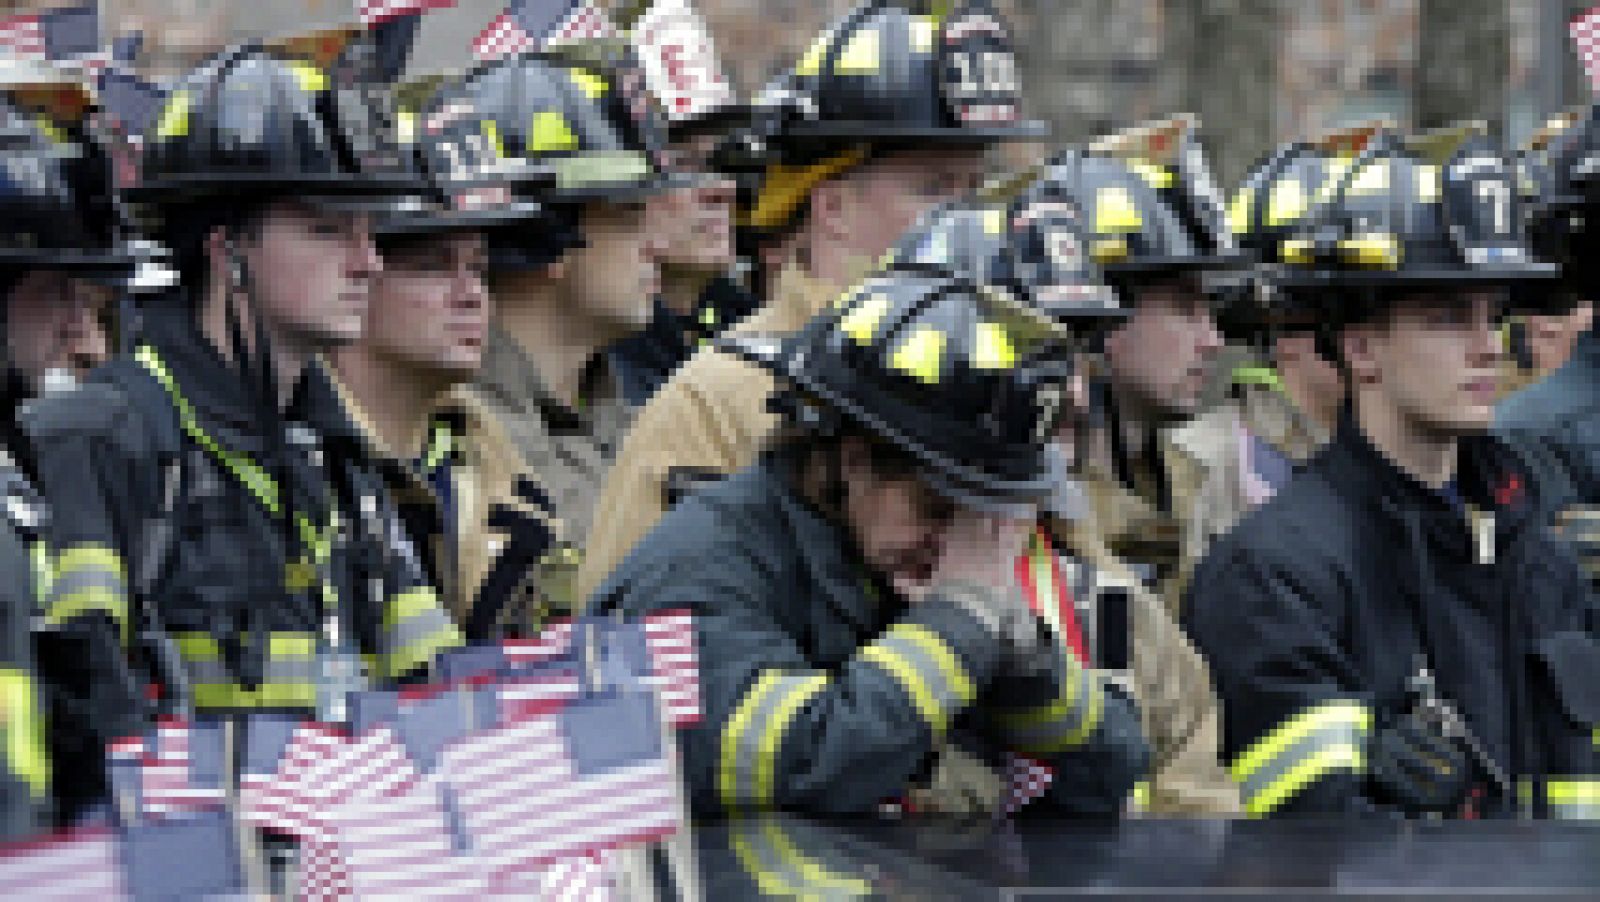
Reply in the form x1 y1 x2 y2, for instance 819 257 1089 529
901 596 1005 697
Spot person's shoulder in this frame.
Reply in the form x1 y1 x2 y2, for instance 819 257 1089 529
1194 462 1355 581
1497 350 1600 433
592 466 796 611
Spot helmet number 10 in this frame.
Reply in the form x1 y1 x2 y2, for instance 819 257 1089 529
949 50 1019 98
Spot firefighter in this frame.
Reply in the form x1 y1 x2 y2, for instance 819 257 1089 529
1498 110 1593 399
577 0 1048 602
609 0 756 406
444 49 681 577
593 266 1150 815
1006 117 1239 619
1169 124 1391 574
880 196 1238 814
1184 130 1599 818
0 74 134 834
329 77 574 637
1498 103 1600 587
21 45 463 815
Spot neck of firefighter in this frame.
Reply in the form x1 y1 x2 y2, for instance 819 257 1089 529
200 278 311 412
494 269 612 409
659 264 715 320
331 347 451 462
1356 379 1458 490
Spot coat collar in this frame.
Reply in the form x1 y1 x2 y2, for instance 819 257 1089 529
763 461 887 636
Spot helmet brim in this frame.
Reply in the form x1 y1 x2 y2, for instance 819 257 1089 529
0 247 139 276
126 171 428 208
719 331 1064 515
780 119 1050 144
375 201 548 239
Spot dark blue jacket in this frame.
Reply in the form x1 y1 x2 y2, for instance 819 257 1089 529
591 460 1149 815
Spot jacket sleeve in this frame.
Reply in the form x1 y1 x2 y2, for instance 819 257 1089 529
24 384 154 818
976 612 1151 816
1182 541 1380 817
610 549 1007 815
1129 575 1242 814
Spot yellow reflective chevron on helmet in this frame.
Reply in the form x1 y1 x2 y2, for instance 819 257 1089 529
982 207 1006 235
1415 163 1441 202
286 62 329 95
530 110 579 153
834 27 881 74
1127 159 1174 189
395 110 418 146
839 292 891 343
910 16 937 54
156 90 192 139
890 326 946 384
972 321 1017 370
1267 175 1308 226
1094 185 1143 233
1348 159 1390 195
481 117 506 160
568 68 608 99
1227 186 1254 235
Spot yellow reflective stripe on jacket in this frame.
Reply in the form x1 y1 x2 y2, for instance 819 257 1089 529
719 670 828 809
1230 699 1370 816
1544 780 1600 819
44 543 129 635
858 623 974 736
991 659 1105 757
0 668 49 797
173 630 319 711
378 587 463 680
135 345 280 514
29 541 52 612
137 345 335 568
730 816 873 898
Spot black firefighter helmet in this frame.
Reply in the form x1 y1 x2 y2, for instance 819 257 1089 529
373 75 554 241
129 45 424 213
0 78 134 278
883 192 1126 330
436 49 689 206
738 0 1045 234
1023 116 1242 293
1265 127 1560 326
1217 121 1393 341
720 268 1068 515
1521 104 1600 295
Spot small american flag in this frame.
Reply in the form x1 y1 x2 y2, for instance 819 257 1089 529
437 690 683 876
312 771 487 897
504 611 702 726
0 3 99 62
237 718 346 837
140 718 227 818
472 0 617 61
0 828 125 898
356 0 460 27
1001 752 1055 816
1573 6 1600 92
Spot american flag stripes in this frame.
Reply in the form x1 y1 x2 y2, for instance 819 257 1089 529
1573 6 1600 92
140 718 227 817
0 3 99 63
0 816 245 899
355 0 460 27
1001 752 1056 816
503 610 703 725
0 828 125 899
472 0 617 61
437 691 681 876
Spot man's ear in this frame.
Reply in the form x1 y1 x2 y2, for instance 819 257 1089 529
1341 325 1382 386
808 175 851 245
835 434 874 482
